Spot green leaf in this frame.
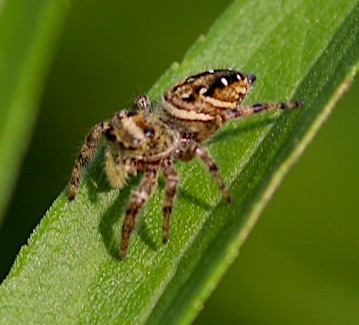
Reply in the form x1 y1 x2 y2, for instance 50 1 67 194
0 0 69 223
0 0 358 324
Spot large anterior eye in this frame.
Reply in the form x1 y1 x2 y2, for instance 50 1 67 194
144 127 155 138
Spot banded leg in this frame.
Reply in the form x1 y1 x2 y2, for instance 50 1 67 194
189 143 231 202
222 101 302 122
68 121 110 200
120 166 159 259
161 159 179 244
136 95 151 111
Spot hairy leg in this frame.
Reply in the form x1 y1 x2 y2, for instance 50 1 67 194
120 165 158 259
136 95 151 111
69 121 110 200
161 159 179 244
177 143 231 202
222 101 302 122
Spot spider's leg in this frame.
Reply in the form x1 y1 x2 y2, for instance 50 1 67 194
161 159 179 244
135 95 151 111
222 101 302 122
191 143 231 202
69 121 110 200
120 165 159 259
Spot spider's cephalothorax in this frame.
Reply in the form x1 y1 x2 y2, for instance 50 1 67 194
68 69 302 259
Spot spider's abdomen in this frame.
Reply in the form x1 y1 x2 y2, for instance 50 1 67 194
161 69 254 142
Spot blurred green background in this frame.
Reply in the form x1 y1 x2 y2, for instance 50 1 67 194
1 0 358 323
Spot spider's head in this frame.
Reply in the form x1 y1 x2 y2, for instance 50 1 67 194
106 111 157 152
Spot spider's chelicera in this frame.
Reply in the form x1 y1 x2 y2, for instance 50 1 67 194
68 69 302 259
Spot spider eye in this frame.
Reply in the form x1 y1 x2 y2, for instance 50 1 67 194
144 127 154 138
105 128 116 142
127 111 138 117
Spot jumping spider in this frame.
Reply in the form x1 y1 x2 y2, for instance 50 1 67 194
68 69 302 259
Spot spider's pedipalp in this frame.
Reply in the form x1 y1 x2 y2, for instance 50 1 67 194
104 149 140 189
